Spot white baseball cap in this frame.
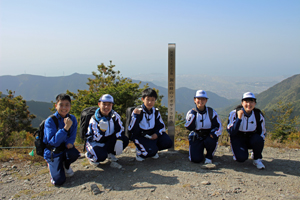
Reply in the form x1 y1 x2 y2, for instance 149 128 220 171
242 92 256 100
194 90 208 99
98 94 114 103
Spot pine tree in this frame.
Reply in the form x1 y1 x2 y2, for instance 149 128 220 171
67 61 167 125
0 91 36 146
271 101 299 142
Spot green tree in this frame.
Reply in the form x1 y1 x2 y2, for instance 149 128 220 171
174 112 188 138
67 61 167 126
271 101 299 142
0 90 36 146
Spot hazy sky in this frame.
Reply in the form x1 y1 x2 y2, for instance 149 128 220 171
1 0 299 78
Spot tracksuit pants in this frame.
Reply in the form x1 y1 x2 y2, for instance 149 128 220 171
188 134 218 163
230 133 264 162
86 134 129 162
134 132 173 158
46 146 80 186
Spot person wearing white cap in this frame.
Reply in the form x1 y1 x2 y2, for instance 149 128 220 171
185 90 223 164
227 92 267 169
84 94 129 166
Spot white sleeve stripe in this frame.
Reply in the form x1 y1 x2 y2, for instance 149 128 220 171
91 118 102 141
184 114 195 127
215 115 223 137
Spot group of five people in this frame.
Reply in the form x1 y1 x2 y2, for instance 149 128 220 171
43 88 266 186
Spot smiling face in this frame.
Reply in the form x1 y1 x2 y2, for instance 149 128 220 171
98 101 113 116
194 97 207 111
242 98 256 114
142 96 156 111
55 100 71 118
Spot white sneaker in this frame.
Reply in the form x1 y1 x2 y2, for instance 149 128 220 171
108 153 118 162
136 154 145 161
85 152 99 166
233 155 236 161
204 158 212 164
152 153 159 159
249 151 254 159
64 166 74 177
253 159 265 169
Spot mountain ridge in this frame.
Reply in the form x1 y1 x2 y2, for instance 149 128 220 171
1 73 299 127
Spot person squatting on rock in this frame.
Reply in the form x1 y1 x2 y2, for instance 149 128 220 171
44 93 80 186
227 92 267 169
185 90 223 164
128 88 173 161
85 94 129 166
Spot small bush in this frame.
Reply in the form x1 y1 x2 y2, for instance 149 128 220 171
7 130 35 147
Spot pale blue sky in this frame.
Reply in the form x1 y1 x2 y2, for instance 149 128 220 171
1 0 299 78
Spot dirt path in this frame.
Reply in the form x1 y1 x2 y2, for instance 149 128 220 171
1 146 300 200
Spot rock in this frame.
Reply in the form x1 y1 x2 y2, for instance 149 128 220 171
91 184 101 195
24 179 30 183
106 186 113 191
201 181 211 185
1 172 7 177
114 186 121 191
201 164 216 169
110 161 122 169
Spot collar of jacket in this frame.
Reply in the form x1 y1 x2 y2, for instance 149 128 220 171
55 111 70 120
196 106 207 115
142 104 153 115
95 108 113 121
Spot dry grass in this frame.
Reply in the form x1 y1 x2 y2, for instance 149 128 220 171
31 191 53 198
37 168 49 175
0 130 298 164
0 148 45 163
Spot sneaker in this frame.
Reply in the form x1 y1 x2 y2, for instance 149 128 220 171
64 166 74 177
249 151 254 159
253 159 265 169
204 158 212 164
233 155 236 161
136 154 145 161
85 152 99 167
152 153 159 159
108 153 118 162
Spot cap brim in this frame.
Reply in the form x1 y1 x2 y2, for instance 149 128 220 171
194 97 208 99
242 97 256 101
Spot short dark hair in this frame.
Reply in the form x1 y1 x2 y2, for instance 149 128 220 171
56 93 71 104
242 98 257 103
142 88 157 99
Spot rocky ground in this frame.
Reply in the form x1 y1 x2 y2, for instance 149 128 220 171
1 145 300 200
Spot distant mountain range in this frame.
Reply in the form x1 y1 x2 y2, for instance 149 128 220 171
0 73 93 102
257 74 300 118
1 73 299 127
130 73 287 99
218 74 300 124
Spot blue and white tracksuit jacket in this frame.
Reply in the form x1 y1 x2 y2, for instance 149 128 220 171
185 107 223 139
85 108 128 162
185 107 222 162
128 105 165 139
128 104 172 158
43 111 77 160
86 108 124 144
43 111 80 186
227 108 266 139
227 108 266 161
